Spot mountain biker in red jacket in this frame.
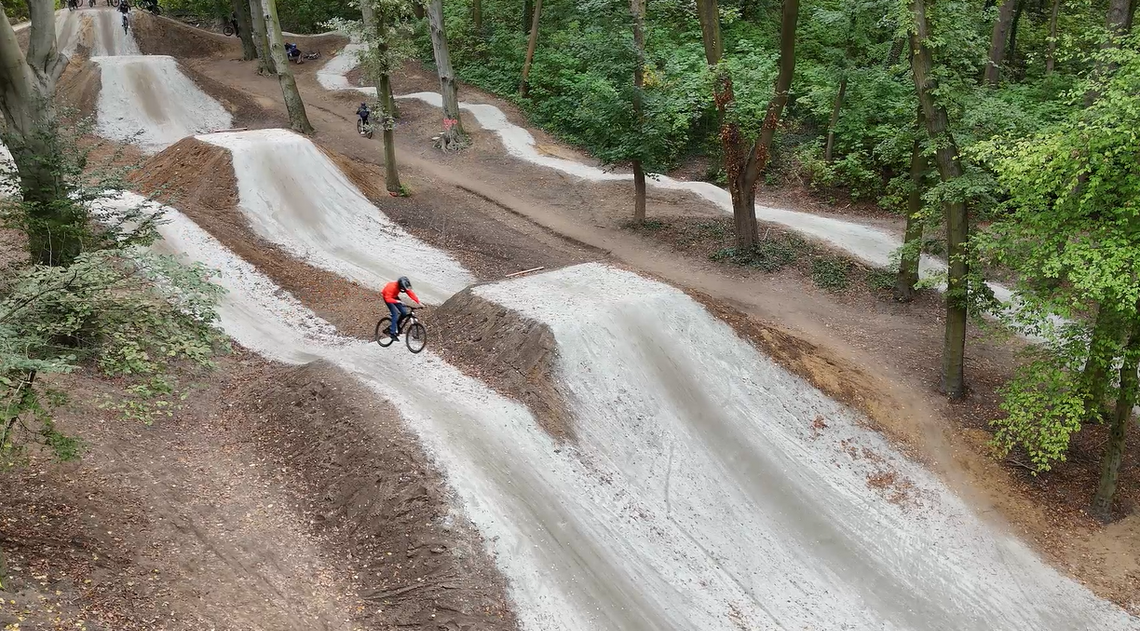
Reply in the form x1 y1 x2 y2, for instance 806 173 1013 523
383 276 421 341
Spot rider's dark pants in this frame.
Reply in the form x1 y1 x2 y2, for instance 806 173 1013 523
387 302 407 336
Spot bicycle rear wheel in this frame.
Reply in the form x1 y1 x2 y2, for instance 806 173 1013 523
374 318 395 347
405 322 427 354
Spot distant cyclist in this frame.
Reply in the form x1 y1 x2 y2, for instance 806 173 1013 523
382 276 421 342
357 102 370 127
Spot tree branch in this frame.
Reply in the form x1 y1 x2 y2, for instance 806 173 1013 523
26 0 58 78
742 0 799 191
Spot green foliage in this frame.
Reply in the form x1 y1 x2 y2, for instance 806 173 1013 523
811 256 850 291
710 233 806 272
1 249 228 462
972 37 1140 470
0 119 227 465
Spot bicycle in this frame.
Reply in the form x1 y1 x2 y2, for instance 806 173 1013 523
222 23 235 36
357 117 374 139
122 12 129 32
374 307 427 353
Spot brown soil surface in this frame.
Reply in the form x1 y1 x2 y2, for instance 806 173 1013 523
132 11 238 58
0 355 518 630
434 288 572 440
56 60 102 120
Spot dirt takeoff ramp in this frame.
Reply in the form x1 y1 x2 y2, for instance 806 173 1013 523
468 262 1140 631
90 55 231 153
197 128 474 303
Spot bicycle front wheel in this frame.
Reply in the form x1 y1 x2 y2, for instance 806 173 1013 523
405 322 427 354
374 318 395 347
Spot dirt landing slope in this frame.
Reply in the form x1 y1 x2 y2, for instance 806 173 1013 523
130 138 385 339
228 359 520 631
435 287 572 440
0 356 518 630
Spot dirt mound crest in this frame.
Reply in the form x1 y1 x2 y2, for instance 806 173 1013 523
434 287 573 440
130 136 237 208
56 59 101 119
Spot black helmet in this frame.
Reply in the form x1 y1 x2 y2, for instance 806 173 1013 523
361 102 368 108
398 276 411 290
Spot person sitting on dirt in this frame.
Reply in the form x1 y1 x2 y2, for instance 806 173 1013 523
285 42 302 63
357 102 371 126
382 276 422 342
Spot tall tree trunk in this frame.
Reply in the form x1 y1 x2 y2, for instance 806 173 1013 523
249 0 275 74
895 115 926 302
630 0 647 223
1091 308 1140 521
824 74 846 163
1081 304 1124 423
361 0 403 194
1107 0 1131 33
427 0 468 150
523 0 533 32
231 0 257 60
910 1 969 400
261 0 313 133
697 0 799 250
412 0 425 19
473 0 483 34
519 0 542 96
885 37 904 67
1006 0 1026 77
984 0 1018 85
0 1 77 266
1045 0 1061 74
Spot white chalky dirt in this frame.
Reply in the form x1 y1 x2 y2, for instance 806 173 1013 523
197 128 474 303
91 55 232 153
118 191 1140 630
90 7 140 56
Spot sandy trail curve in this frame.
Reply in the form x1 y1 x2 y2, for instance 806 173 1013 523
91 55 232 152
93 189 1139 630
197 128 474 302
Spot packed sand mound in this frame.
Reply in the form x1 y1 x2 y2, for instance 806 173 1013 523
130 136 236 207
197 128 475 303
434 287 572 439
91 55 232 153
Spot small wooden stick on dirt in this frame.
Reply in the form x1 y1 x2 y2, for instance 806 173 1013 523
505 266 544 278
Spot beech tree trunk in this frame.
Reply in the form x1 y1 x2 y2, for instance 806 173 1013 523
1091 307 1140 521
249 0 275 74
630 0 647 222
519 0 542 96
231 0 257 60
983 0 1018 85
361 0 403 194
824 75 846 162
895 117 926 302
1045 0 1061 74
428 0 468 150
910 0 969 400
523 0 533 33
1006 0 1026 77
0 0 77 265
473 0 483 34
261 0 313 133
697 0 799 250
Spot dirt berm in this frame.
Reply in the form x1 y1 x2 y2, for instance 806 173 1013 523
228 359 520 630
434 287 574 441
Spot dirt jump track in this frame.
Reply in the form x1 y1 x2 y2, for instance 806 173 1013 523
1 7 1138 631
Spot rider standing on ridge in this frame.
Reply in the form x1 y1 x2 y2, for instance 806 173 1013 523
357 102 370 127
382 276 421 342
118 0 130 16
